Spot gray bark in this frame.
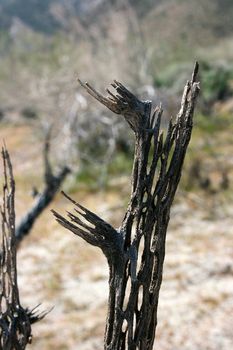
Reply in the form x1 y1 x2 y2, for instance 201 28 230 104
53 63 200 349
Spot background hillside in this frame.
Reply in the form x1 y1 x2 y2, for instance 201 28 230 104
1 0 233 120
0 1 233 349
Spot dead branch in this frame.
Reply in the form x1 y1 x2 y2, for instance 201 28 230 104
0 147 46 349
53 63 200 349
15 131 70 246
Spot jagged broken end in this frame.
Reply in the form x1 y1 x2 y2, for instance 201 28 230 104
52 190 121 259
26 304 53 324
78 62 200 134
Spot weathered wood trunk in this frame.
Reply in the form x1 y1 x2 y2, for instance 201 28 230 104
53 63 200 349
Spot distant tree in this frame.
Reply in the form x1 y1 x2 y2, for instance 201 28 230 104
15 129 70 246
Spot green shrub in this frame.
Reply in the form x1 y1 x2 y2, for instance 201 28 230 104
200 61 233 104
21 106 38 119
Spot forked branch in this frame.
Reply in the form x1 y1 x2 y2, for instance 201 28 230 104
54 63 200 349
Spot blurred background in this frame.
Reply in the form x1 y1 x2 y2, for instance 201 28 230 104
0 0 233 349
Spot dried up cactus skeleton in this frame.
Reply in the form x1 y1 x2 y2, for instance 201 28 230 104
53 64 200 349
0 148 47 350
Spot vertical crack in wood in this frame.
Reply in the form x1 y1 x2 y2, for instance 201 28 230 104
53 62 200 349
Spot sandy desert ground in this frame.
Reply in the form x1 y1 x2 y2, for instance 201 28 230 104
1 123 233 350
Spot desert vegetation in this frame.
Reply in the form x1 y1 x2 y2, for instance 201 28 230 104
0 0 233 349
